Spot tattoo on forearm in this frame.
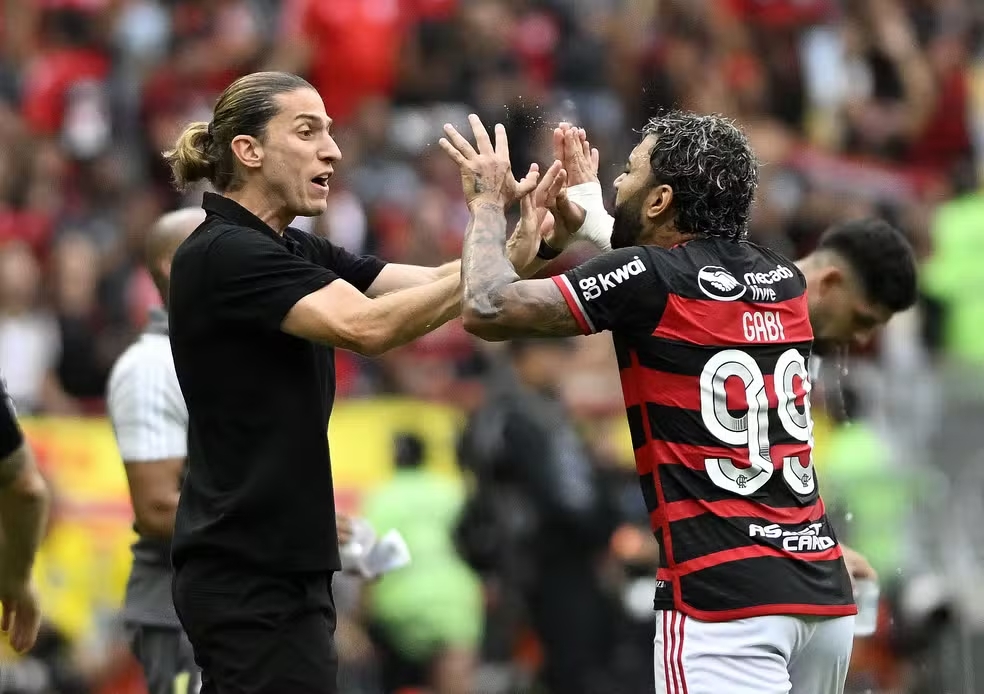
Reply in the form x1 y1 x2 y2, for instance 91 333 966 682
462 202 516 317
503 282 581 336
0 447 27 487
462 202 582 338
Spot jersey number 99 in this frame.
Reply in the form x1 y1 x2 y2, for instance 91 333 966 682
699 348 815 497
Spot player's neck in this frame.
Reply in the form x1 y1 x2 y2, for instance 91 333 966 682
643 226 697 249
222 186 291 234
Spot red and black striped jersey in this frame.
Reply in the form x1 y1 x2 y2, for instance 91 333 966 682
552 238 857 622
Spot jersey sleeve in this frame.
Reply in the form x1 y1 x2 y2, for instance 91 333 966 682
107 351 187 462
551 246 666 334
311 237 387 293
0 377 24 460
208 228 338 331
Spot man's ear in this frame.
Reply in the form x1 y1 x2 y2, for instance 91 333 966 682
816 265 845 299
645 184 673 221
230 135 263 170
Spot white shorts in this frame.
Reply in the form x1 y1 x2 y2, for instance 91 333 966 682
654 610 855 694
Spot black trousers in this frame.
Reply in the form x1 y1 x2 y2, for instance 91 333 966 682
125 624 200 694
173 557 338 694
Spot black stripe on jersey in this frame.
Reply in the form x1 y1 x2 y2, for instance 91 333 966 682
614 340 633 371
627 405 646 450
668 514 836 565
654 526 668 570
638 471 658 513
657 464 817 507
679 557 855 612
646 403 804 449
629 339 813 377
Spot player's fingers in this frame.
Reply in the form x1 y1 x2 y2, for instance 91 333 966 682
442 123 477 159
438 138 468 168
493 123 510 161
533 161 561 207
591 147 600 173
538 210 555 237
515 166 541 198
519 190 535 224
518 161 540 187
468 114 494 155
533 163 553 208
554 189 586 228
553 127 564 163
548 168 568 200
564 128 579 157
538 160 563 195
11 604 40 653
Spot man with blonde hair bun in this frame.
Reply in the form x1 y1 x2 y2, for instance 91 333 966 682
162 71 558 694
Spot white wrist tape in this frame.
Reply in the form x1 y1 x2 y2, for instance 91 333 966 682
565 182 613 252
565 181 604 208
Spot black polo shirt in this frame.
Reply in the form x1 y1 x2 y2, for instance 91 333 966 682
0 376 23 461
168 192 386 574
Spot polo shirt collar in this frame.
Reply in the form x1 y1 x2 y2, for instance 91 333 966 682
202 192 292 248
145 307 169 336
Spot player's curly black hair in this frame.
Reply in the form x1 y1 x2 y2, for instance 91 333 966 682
817 218 919 313
641 111 758 241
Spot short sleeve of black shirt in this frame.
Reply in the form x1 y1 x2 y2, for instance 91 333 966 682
551 246 669 335
0 377 24 460
207 228 339 331
289 230 387 293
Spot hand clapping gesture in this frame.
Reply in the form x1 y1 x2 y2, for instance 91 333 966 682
439 114 540 209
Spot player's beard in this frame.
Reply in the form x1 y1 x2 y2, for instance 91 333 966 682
611 189 647 249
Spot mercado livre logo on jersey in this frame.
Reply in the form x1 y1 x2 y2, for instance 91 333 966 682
697 265 747 301
698 263 796 302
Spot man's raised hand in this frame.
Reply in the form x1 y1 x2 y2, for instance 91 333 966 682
440 114 539 209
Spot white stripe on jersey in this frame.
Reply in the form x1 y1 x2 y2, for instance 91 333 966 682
558 274 597 333
107 333 187 462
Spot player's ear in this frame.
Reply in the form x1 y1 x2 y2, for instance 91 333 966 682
819 265 844 290
816 265 845 298
231 134 263 170
645 184 673 221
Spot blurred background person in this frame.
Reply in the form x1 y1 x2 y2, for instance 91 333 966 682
456 339 620 694
361 432 483 694
107 209 202 694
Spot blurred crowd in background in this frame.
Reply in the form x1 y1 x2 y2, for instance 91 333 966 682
1 0 984 692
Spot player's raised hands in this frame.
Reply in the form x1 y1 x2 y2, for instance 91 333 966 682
508 160 566 272
440 114 539 209
554 123 600 187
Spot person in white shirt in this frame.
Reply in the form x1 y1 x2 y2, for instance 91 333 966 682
107 208 204 694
